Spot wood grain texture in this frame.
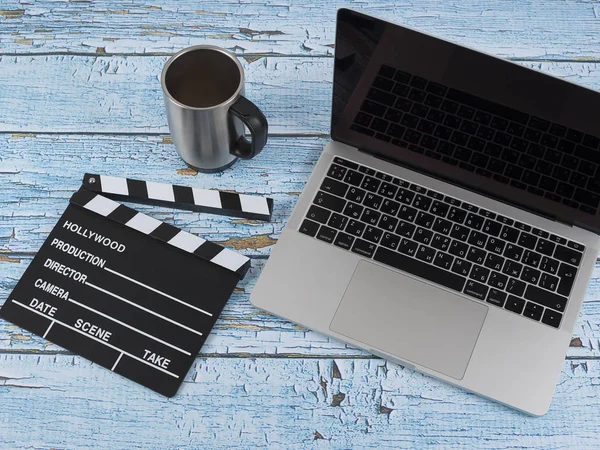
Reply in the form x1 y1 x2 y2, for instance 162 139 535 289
1 0 599 60
0 355 599 449
0 134 321 255
2 57 600 134
2 256 600 358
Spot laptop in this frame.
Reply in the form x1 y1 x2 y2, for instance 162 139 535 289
251 8 600 415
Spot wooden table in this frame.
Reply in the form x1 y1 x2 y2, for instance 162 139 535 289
1 1 599 448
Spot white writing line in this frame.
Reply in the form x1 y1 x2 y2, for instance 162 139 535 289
68 297 191 356
111 353 123 371
85 282 203 337
12 300 179 379
42 321 55 339
104 267 212 317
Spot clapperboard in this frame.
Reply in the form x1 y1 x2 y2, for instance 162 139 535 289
0 174 273 397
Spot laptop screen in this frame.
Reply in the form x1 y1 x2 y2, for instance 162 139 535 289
331 8 600 234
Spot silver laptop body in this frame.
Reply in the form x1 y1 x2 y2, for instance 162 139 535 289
251 9 600 415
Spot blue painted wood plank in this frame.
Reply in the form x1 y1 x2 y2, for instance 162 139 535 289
0 135 323 255
1 0 599 60
2 255 600 358
0 355 598 449
1 57 600 134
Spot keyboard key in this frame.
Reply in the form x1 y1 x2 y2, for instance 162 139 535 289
524 284 567 312
467 247 486 265
414 227 433 245
540 256 559 275
343 202 363 219
378 182 398 199
567 240 584 251
521 266 541 284
539 273 559 292
487 288 507 307
505 296 525 314
346 219 366 237
378 214 398 232
433 252 454 270
484 253 505 272
484 237 505 255
396 221 416 238
463 280 488 300
299 219 320 237
430 200 449 217
344 170 364 187
503 243 524 261
449 241 469 258
328 213 348 230
541 309 563 328
364 193 384 210
554 245 583 266
532 237 554 256
389 233 416 254
361 208 381 225
523 302 543 321
381 199 400 216
464 213 484 230
416 245 436 263
321 177 348 197
346 186 366 203
333 232 355 250
316 226 337 244
450 224 470 241
395 188 415 204
431 234 451 252
314 191 346 212
557 263 577 297
451 259 472 276
375 247 466 292
361 176 381 192
432 218 452 234
398 205 417 222
506 278 526 296
447 207 467 223
413 194 432 211
333 158 359 170
503 260 523 278
488 271 508 290
358 166 376 176
307 205 331 224
482 219 502 237
517 232 537 250
467 230 487 248
327 164 347 180
470 265 490 283
352 238 377 258
499 225 519 243
381 232 401 250
415 211 435 228
522 250 541 268
363 226 383 244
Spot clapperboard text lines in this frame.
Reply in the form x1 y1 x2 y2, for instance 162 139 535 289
11 300 179 378
84 281 204 337
103 266 212 317
67 297 191 356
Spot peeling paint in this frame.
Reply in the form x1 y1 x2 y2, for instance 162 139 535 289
176 167 198 176
14 38 33 45
239 28 285 37
96 47 106 54
332 360 342 379
217 234 276 250
570 337 583 347
331 392 345 407
9 133 36 140
0 9 25 19
0 255 21 263
379 403 393 415
313 431 325 440
162 136 173 144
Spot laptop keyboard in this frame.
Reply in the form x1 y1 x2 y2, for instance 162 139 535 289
350 64 600 216
299 156 586 330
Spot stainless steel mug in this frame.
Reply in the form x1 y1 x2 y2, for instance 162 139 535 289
161 46 268 172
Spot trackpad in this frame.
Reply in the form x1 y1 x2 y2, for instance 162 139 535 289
330 261 488 380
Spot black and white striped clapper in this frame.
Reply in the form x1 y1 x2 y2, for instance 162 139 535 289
83 173 273 221
0 187 252 397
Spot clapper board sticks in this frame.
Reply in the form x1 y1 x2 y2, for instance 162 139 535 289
0 175 271 397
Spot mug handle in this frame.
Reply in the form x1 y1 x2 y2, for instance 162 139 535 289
229 96 268 159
